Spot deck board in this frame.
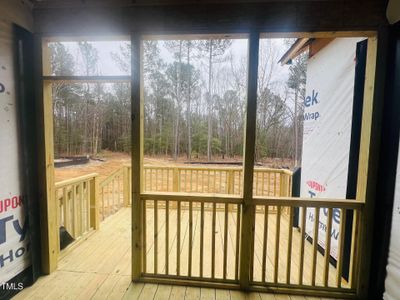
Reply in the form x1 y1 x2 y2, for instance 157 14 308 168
14 207 337 299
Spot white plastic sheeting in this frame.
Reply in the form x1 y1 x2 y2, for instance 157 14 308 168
0 21 31 283
384 140 400 299
300 38 363 259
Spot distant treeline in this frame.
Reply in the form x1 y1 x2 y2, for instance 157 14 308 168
51 39 306 163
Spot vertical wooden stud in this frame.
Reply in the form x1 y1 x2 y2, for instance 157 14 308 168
131 33 143 281
239 31 259 289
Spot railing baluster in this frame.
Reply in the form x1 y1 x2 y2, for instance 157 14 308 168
274 205 281 283
219 171 222 193
299 206 307 285
201 170 204 193
286 206 294 284
188 201 193 277
223 202 228 280
190 170 193 192
165 200 169 275
311 207 320 286
63 187 68 231
143 199 147 273
185 170 188 192
166 169 170 192
107 183 110 217
150 169 153 191
112 179 116 213
262 205 268 282
72 184 77 238
101 187 105 221
213 170 216 193
211 202 216 278
262 172 265 196
255 171 259 196
235 204 241 280
86 180 90 232
323 207 333 287
79 182 84 236
177 200 181 276
200 202 205 277
146 169 149 191
155 169 158 191
337 208 347 288
154 199 158 274
250 204 256 283
207 170 210 193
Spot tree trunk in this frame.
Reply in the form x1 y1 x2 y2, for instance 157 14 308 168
207 40 213 161
187 41 192 160
173 41 183 160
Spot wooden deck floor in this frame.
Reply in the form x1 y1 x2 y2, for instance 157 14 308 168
14 207 337 299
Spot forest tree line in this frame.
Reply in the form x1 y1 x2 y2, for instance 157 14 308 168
51 39 306 164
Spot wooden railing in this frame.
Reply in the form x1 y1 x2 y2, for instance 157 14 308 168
140 194 364 298
54 165 290 250
99 166 131 220
55 165 131 251
249 197 364 297
143 165 292 197
138 167 293 286
54 164 363 297
140 193 242 282
55 173 99 243
139 169 364 299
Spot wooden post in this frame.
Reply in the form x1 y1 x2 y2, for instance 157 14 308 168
131 33 144 282
123 166 130 206
228 170 234 212
239 31 259 290
173 167 179 192
354 34 383 299
90 176 100 230
36 37 58 273
227 169 234 194
72 184 78 238
279 172 285 197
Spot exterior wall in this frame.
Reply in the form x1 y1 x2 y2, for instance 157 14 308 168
300 38 363 258
0 0 33 288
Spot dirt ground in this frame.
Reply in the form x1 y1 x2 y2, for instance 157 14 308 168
55 151 293 182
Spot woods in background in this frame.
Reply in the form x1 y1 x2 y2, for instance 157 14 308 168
51 38 306 164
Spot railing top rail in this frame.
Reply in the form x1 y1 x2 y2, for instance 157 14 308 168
142 164 292 174
99 167 125 187
253 196 364 209
55 173 98 189
141 191 242 204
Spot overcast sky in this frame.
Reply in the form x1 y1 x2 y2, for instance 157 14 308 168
60 38 292 97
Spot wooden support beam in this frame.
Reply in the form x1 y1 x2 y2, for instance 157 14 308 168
36 37 58 273
42 75 131 82
239 30 259 290
355 31 387 298
131 33 144 281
